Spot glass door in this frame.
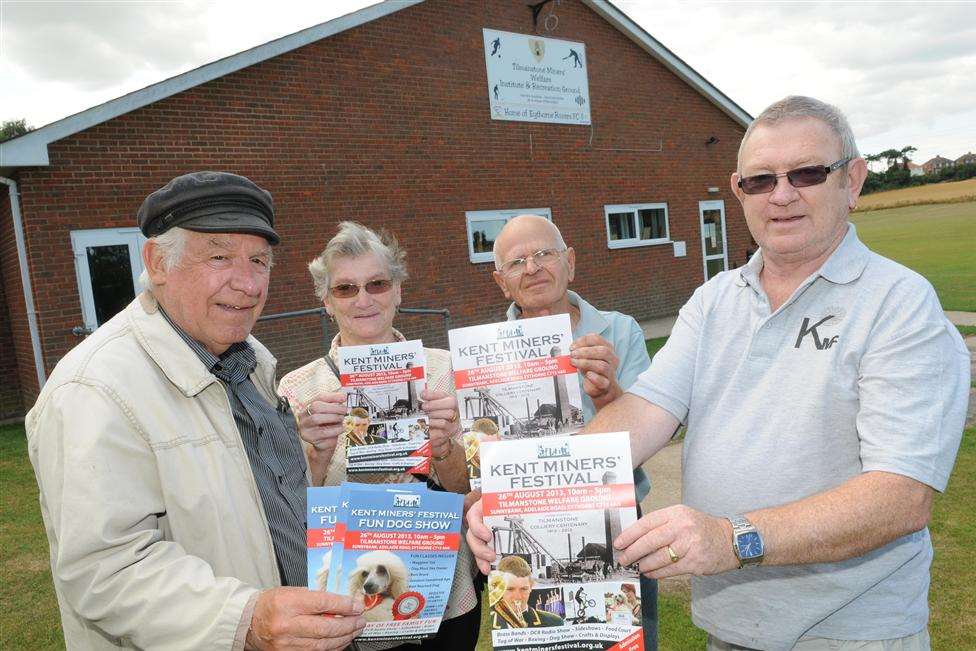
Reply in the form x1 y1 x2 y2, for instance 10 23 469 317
698 200 728 281
70 228 147 333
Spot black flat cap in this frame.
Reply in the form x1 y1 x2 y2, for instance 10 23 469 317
137 171 280 244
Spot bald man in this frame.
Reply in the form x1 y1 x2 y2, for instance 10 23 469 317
491 214 657 649
492 215 652 420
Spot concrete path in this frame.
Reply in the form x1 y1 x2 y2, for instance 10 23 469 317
947 311 976 327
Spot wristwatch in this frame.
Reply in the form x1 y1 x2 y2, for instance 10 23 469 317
728 515 764 567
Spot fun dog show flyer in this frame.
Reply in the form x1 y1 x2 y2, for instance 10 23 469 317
449 314 584 489
481 432 644 651
310 482 463 642
337 340 431 474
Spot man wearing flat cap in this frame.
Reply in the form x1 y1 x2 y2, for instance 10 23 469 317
27 172 366 650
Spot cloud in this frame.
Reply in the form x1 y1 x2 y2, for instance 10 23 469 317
2 1 214 89
617 0 976 159
1 0 972 161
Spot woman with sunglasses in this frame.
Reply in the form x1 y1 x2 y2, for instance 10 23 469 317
277 221 477 650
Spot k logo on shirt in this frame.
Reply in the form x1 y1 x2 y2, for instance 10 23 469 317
794 315 839 350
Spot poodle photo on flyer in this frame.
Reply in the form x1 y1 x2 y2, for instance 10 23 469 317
348 550 411 622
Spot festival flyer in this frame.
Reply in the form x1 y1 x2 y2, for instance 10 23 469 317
481 432 643 651
327 483 463 642
449 314 583 489
337 340 431 475
306 486 343 592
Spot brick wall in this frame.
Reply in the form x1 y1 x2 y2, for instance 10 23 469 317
7 0 748 398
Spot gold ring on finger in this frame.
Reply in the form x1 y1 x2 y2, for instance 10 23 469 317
666 545 680 563
305 404 313 418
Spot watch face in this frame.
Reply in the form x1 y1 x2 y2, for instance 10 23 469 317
737 531 764 559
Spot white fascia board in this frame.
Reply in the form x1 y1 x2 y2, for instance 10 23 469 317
0 0 424 170
581 0 752 128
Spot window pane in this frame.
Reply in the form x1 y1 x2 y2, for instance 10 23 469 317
87 245 134 325
702 209 724 256
706 257 726 280
471 219 507 253
638 208 666 240
608 212 635 240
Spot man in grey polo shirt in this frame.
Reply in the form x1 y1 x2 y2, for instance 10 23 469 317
466 96 969 650
593 97 969 649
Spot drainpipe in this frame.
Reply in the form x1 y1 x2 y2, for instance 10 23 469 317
1 176 47 389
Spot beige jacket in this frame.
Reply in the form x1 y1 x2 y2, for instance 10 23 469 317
27 292 285 650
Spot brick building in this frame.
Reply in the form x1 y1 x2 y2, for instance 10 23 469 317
0 0 751 418
921 155 954 175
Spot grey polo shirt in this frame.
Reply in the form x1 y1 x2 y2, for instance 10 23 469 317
629 224 969 650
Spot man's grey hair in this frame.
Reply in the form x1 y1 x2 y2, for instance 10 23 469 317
492 215 567 270
309 221 407 301
737 96 860 174
138 227 189 289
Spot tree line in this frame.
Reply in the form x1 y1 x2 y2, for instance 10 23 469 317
862 146 975 195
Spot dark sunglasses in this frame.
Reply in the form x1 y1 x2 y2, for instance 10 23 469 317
738 157 852 195
329 279 393 298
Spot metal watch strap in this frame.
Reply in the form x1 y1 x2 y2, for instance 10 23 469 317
729 515 762 567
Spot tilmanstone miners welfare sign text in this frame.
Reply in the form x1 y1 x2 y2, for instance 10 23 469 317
483 29 591 125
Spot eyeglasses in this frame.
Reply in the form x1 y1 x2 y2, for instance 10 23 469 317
737 157 852 195
498 248 565 278
329 279 393 298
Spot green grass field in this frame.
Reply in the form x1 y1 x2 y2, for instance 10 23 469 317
851 202 976 312
6 420 973 648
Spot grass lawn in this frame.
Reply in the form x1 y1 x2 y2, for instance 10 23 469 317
7 417 974 648
850 202 976 312
857 178 976 211
646 336 669 359
0 423 62 649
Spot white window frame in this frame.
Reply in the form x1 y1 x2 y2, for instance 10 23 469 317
603 203 670 249
465 207 553 264
70 227 147 333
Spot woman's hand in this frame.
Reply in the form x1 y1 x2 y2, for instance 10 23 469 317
420 389 460 458
297 391 347 453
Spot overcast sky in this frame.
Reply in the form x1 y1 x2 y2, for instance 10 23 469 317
2 0 974 164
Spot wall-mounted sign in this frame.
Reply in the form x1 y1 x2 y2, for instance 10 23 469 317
483 28 590 125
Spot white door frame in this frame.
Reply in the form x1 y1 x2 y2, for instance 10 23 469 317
70 227 147 333
698 200 728 281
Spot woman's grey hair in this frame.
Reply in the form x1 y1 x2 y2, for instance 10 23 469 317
309 221 408 300
138 227 189 289
737 96 860 174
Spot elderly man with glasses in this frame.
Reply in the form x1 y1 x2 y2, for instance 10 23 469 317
491 213 659 649
469 96 969 650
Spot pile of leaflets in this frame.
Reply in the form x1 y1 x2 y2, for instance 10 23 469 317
307 483 463 643
481 432 643 651
449 314 584 489
337 340 431 475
